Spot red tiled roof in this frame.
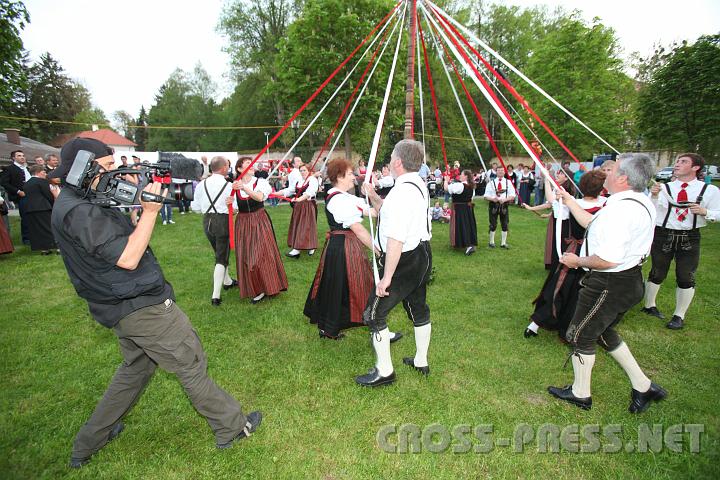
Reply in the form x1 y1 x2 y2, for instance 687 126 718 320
77 129 137 147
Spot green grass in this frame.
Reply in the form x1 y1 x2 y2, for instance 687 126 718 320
1 201 718 479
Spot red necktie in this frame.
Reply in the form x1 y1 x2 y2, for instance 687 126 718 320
676 183 689 221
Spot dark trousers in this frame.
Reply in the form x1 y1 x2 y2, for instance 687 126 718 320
363 241 432 332
648 226 700 289
18 197 29 244
488 202 509 232
565 266 644 355
72 300 246 458
203 213 230 266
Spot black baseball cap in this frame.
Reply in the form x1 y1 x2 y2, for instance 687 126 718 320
50 137 115 180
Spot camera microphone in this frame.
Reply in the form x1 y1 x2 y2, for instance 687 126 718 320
157 152 203 181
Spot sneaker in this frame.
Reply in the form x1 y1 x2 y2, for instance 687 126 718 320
217 411 263 449
168 220 176 224
162 221 167 225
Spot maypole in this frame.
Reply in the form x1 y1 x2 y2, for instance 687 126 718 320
403 0 418 139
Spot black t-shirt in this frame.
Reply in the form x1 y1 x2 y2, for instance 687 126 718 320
54 190 173 327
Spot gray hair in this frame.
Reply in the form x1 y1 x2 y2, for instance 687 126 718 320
391 139 425 172
44 153 58 161
616 153 654 192
210 156 228 173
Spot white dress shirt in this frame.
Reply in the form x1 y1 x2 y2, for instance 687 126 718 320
651 179 720 228
191 173 232 214
483 177 516 201
375 172 432 253
377 175 394 189
236 177 272 201
447 182 467 195
326 187 368 228
281 175 319 198
583 190 656 273
15 162 31 182
287 168 303 192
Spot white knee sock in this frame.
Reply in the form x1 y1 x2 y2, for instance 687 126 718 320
373 328 394 376
501 231 508 245
608 342 651 392
413 324 432 368
571 353 595 398
223 267 233 285
212 264 225 299
644 281 661 308
489 231 496 245
674 287 695 319
527 321 539 333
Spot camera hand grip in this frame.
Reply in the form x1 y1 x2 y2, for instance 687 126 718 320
140 191 165 203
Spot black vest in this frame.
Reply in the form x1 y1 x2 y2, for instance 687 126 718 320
324 191 347 231
51 189 172 327
451 183 473 202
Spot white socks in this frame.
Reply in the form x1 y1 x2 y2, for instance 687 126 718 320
501 231 508 246
644 281 661 308
571 353 595 398
489 231 496 245
212 264 225 299
373 328 394 376
413 324 432 368
288 248 300 256
674 287 695 319
253 293 265 302
608 342 651 393
308 249 315 255
527 321 539 333
223 267 233 286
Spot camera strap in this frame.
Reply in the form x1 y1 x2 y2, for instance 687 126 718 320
204 180 228 214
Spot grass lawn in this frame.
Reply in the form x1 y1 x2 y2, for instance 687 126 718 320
1 200 718 479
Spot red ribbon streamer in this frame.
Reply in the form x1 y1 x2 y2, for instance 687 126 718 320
418 19 449 172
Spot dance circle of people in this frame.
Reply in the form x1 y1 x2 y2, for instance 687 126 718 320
22 133 719 467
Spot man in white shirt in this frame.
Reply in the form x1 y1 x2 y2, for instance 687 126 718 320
549 153 666 413
356 139 433 387
641 153 719 330
483 168 516 248
191 156 237 306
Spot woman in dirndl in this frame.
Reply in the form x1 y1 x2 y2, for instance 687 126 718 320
304 158 376 340
283 163 319 259
444 169 477 256
230 157 288 304
523 169 606 339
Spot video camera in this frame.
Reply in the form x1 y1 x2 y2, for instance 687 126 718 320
66 151 203 207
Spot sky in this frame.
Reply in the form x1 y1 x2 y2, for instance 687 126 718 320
20 0 720 124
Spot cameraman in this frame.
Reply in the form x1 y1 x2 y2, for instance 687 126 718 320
50 138 261 468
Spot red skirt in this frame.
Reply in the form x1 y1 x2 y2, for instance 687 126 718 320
0 218 13 254
287 200 318 250
234 209 288 299
306 230 373 326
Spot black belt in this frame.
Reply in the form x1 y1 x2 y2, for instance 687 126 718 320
655 226 698 234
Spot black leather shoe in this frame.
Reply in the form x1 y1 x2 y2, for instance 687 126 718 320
319 330 345 340
501 244 510 249
285 252 300 259
666 315 683 330
389 331 403 343
547 385 592 410
251 294 266 305
629 383 667 413
403 357 430 376
465 246 476 256
355 368 396 387
217 411 263 449
488 243 496 249
640 306 665 319
211 298 222 306
223 279 238 290
524 328 538 338
69 422 125 468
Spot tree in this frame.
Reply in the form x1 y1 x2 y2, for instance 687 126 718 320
112 110 135 139
636 34 720 159
520 14 635 160
134 106 148 151
73 108 109 131
0 0 30 108
219 0 304 125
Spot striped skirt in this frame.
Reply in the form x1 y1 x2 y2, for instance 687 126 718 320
304 230 373 336
0 218 13 254
287 200 318 250
234 208 288 299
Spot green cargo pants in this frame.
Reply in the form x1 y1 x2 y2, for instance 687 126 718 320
72 299 246 458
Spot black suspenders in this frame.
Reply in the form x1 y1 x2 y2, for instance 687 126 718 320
375 181 430 254
584 198 652 258
661 182 709 228
204 180 228 214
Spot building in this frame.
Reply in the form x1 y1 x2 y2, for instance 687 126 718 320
50 128 137 154
1 128 60 167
